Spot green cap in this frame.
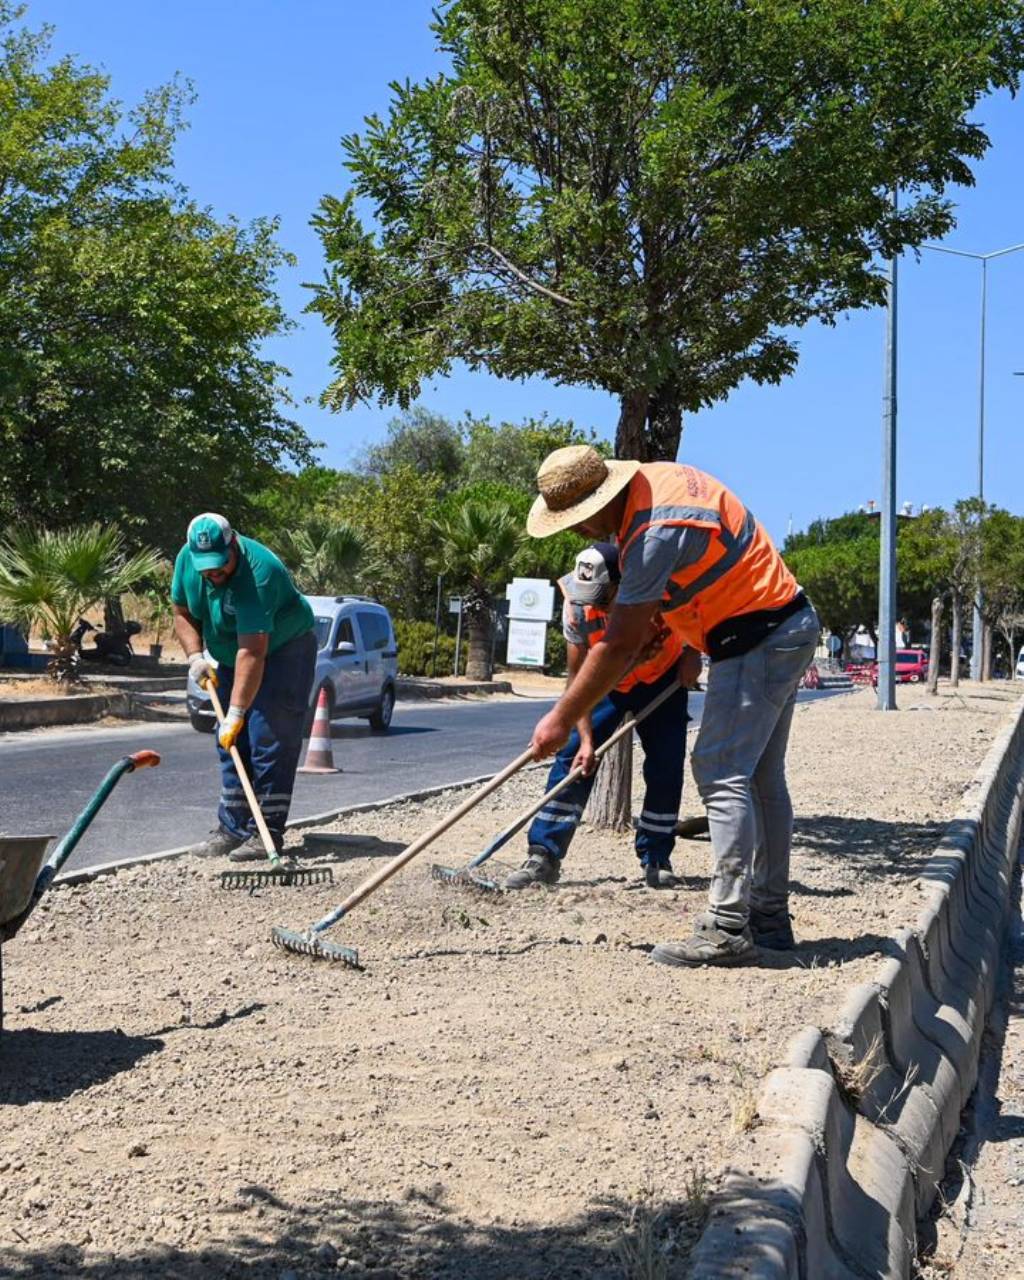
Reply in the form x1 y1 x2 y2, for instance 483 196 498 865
187 513 234 570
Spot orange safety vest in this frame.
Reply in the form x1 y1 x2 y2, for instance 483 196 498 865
560 575 682 693
617 463 798 654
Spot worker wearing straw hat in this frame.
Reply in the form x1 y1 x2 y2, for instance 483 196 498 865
526 447 820 968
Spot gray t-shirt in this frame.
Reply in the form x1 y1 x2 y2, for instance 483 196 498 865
562 598 586 646
617 525 711 606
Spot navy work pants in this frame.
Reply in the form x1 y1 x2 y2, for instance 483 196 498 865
527 667 688 867
215 629 317 848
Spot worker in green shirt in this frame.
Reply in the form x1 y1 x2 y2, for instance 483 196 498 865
171 513 316 862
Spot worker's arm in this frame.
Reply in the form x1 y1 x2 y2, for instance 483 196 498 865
531 602 660 758
229 633 270 711
215 632 269 751
173 604 203 658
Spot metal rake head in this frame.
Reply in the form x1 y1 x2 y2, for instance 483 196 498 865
429 862 504 895
219 866 335 891
270 925 360 967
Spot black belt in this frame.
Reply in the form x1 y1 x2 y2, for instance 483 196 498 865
706 592 810 663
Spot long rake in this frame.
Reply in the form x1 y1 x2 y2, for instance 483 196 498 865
271 745 537 965
207 684 333 891
430 676 683 892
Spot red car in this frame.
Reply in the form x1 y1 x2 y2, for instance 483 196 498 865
868 649 928 685
895 649 929 682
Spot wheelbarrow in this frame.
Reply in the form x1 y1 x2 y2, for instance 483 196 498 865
0 750 160 1033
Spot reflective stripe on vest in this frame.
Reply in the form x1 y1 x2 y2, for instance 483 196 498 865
619 463 798 653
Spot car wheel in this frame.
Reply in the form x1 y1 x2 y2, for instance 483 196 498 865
369 685 394 731
190 712 216 734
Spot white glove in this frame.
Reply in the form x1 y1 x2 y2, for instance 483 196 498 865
218 705 246 751
188 652 217 690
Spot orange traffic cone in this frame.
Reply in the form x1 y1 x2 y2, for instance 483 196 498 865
298 687 341 774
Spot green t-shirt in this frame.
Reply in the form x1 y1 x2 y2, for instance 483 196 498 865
171 534 314 667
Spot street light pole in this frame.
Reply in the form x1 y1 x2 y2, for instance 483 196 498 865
922 241 1024 681
877 194 898 712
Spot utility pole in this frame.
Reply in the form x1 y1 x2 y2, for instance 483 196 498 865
877 193 898 712
921 240 1024 680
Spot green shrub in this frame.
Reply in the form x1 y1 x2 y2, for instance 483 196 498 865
545 626 567 676
393 619 467 677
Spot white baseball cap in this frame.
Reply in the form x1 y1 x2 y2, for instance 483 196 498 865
566 542 620 604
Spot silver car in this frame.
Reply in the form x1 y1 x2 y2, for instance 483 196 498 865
186 595 398 733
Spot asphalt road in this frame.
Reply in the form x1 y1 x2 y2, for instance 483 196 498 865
0 686 840 874
1 696 567 873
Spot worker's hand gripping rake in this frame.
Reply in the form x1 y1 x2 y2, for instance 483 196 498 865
430 676 682 892
206 683 333 891
271 746 537 965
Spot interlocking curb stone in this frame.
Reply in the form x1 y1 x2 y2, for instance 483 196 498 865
689 696 1024 1279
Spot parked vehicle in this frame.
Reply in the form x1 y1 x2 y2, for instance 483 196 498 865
70 616 142 667
186 595 398 734
895 648 928 683
1015 646 1024 681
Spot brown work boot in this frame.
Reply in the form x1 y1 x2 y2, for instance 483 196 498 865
651 913 755 968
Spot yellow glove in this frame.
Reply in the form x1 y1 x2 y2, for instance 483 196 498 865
218 705 246 751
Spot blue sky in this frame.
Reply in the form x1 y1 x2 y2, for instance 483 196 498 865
30 1 1024 545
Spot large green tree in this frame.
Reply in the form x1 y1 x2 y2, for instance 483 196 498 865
309 0 1024 460
0 5 310 550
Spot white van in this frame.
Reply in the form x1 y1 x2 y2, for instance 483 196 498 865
1016 646 1024 681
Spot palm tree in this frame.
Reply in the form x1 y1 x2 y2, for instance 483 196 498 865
277 519 364 595
430 498 525 679
0 524 163 683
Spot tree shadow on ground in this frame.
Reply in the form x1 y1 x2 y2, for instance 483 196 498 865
300 834 407 862
792 814 947 881
323 723 437 740
0 1184 708 1279
1 1002 267 1105
0 1027 163 1105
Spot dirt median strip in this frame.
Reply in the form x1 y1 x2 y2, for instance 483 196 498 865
1 683 1020 1279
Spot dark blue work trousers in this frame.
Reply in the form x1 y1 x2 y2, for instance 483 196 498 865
215 629 317 847
527 667 688 867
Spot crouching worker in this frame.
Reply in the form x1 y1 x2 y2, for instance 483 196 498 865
505 543 689 892
171 513 317 863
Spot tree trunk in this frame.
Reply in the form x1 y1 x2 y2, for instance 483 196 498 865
464 610 492 681
950 593 962 687
104 596 125 633
585 716 634 829
615 387 683 461
926 596 942 696
982 622 993 681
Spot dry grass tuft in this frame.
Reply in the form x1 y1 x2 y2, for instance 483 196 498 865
831 1033 884 1106
616 1169 711 1280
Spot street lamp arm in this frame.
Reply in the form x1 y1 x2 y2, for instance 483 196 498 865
921 241 1024 261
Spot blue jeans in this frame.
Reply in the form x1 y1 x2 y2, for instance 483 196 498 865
527 667 688 867
690 603 820 929
215 629 317 847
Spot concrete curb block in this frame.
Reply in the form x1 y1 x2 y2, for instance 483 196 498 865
690 695 1024 1279
53 763 549 888
0 692 131 731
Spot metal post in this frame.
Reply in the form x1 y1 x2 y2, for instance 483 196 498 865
970 261 987 682
430 574 443 678
877 194 898 711
453 599 463 677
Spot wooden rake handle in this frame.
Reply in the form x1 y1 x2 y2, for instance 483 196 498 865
206 683 280 865
337 745 537 917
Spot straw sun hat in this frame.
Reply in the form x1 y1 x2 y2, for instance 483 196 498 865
526 446 641 538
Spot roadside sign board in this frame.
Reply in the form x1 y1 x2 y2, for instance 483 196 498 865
506 618 547 668
448 597 462 614
505 577 555 622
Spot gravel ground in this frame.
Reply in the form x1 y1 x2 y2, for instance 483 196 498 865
1 681 1020 1279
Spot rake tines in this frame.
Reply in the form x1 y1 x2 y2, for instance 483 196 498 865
429 862 503 894
270 926 360 967
219 866 335 891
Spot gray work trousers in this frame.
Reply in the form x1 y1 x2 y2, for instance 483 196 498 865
690 603 820 929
